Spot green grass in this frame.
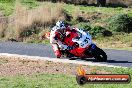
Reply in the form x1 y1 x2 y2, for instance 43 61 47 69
0 0 39 16
0 2 14 16
0 67 132 88
1 1 132 16
64 4 132 15
94 33 132 49
20 0 39 9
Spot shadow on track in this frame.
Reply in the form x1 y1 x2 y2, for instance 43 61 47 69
72 58 132 63
106 60 132 63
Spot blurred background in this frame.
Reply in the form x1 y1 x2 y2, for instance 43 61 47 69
0 0 132 49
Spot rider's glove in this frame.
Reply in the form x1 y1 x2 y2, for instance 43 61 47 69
67 46 73 50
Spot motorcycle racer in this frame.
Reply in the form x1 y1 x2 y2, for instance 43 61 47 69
50 21 92 58
49 21 107 61
50 21 73 58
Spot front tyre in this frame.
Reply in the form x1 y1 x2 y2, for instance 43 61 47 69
94 48 107 62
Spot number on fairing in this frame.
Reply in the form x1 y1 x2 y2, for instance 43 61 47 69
84 37 90 44
80 37 90 47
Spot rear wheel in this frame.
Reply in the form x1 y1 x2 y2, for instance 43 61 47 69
94 47 107 62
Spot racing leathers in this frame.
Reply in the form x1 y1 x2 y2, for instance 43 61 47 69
50 26 71 58
50 26 92 58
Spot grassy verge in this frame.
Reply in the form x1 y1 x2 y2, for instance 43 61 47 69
0 0 39 16
1 1 132 16
0 56 132 88
0 2 14 16
64 4 132 15
104 47 132 51
0 67 131 88
94 33 132 50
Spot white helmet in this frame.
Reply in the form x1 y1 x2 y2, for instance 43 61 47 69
56 21 66 30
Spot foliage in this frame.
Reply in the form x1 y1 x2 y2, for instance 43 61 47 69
90 26 105 37
77 23 107 37
128 12 132 17
0 0 15 3
0 3 14 16
95 33 132 48
20 0 39 9
36 0 132 7
108 14 132 33
20 29 40 37
77 22 91 31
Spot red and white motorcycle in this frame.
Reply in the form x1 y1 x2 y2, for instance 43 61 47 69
46 29 107 62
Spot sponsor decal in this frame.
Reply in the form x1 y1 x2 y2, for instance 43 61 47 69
76 66 131 85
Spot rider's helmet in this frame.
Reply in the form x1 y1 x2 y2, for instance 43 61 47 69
54 21 67 36
55 21 66 30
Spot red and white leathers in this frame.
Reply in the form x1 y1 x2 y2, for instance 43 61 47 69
72 28 92 48
50 26 71 58
50 25 92 58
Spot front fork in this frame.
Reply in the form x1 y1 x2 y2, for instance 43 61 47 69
90 43 97 50
85 43 97 57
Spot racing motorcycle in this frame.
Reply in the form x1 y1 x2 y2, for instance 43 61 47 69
46 29 107 62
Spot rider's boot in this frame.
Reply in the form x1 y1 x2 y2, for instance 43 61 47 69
67 54 77 60
55 50 61 58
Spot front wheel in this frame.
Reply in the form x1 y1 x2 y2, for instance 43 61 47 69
94 47 107 62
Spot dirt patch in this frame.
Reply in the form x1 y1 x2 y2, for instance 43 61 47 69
0 57 111 76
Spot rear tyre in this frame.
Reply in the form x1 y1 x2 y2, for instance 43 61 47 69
94 47 107 62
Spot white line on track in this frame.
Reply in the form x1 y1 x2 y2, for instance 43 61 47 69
0 53 127 68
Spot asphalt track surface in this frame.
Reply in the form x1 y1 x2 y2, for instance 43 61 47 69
0 41 132 67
